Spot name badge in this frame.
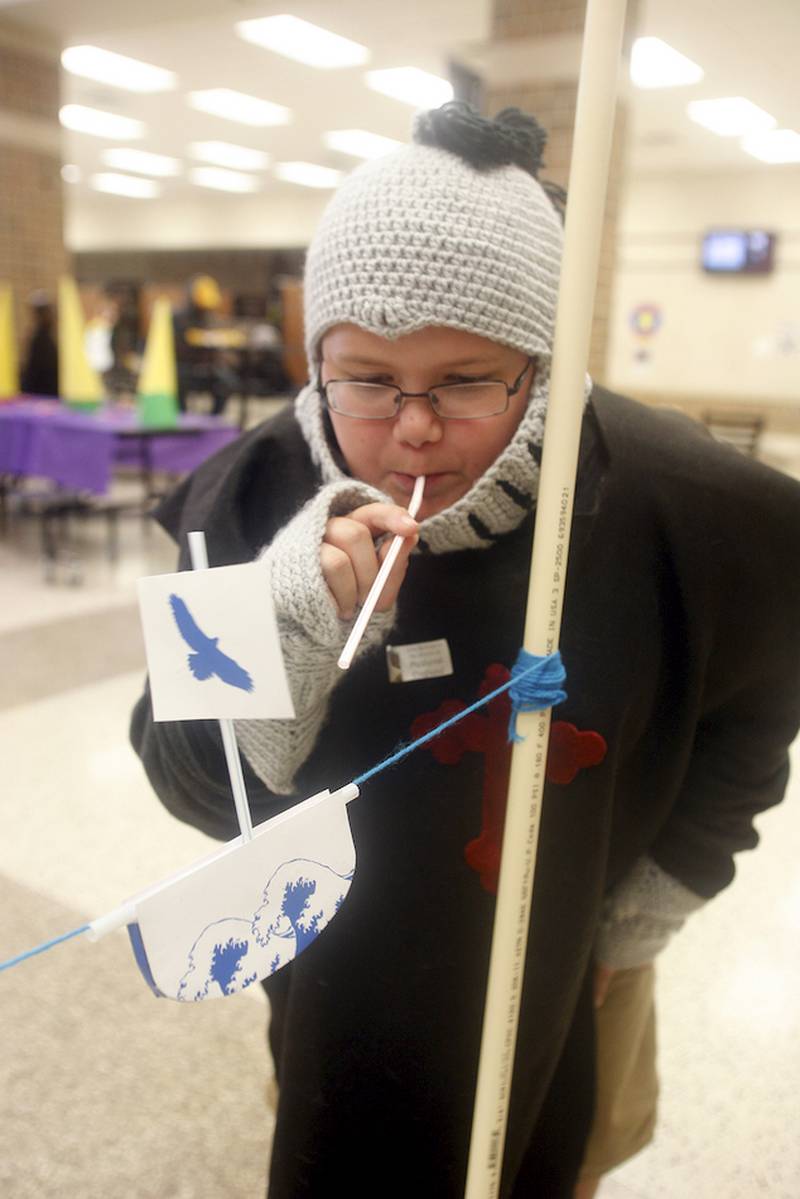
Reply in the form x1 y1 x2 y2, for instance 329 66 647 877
386 639 454 684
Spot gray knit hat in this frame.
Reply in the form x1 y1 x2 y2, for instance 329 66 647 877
303 103 565 363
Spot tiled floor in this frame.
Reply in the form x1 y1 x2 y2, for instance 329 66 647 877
2 430 799 1196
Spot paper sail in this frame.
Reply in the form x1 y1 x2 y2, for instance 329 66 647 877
137 560 295 722
58 276 104 409
127 788 356 1001
0 283 19 400
137 297 179 429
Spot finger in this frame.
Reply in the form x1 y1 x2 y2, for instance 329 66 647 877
345 502 419 540
320 543 358 620
373 533 419 611
324 517 384 606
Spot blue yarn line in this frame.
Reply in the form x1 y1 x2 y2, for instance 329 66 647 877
0 652 566 974
0 923 90 974
508 648 567 743
354 650 565 786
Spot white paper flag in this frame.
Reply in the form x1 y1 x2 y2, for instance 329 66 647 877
127 788 356 1001
137 561 294 722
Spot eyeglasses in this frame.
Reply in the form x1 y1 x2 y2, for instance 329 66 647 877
319 357 534 421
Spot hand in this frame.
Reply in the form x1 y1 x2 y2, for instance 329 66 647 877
321 503 419 620
593 962 616 1009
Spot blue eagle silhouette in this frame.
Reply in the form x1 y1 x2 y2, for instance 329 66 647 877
168 593 254 692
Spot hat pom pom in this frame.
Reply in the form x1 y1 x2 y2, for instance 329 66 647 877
413 101 547 178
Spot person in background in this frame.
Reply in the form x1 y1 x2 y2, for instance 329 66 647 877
173 274 239 416
131 104 800 1198
20 289 58 397
84 295 119 379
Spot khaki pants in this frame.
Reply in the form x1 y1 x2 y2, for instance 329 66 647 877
578 963 658 1181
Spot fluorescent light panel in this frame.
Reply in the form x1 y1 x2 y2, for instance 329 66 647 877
59 104 144 139
189 141 270 170
741 128 800 164
188 89 290 127
630 37 703 89
236 15 369 68
61 45 177 92
365 67 453 109
275 161 343 188
91 172 160 198
102 148 181 176
688 97 776 137
189 166 260 193
323 129 403 159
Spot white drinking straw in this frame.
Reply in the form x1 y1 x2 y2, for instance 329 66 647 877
188 529 254 843
463 3 629 1197
337 474 425 671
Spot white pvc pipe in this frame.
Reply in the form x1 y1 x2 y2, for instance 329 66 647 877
464 2 629 1195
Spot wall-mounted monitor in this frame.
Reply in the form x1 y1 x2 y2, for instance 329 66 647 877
701 229 775 275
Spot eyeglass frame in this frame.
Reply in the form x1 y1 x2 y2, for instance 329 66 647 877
317 356 535 421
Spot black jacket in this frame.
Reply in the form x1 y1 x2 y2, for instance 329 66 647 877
131 387 800 1198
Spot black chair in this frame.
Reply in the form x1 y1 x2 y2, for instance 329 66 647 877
701 409 764 457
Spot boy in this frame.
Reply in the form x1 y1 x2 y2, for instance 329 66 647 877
132 103 800 1197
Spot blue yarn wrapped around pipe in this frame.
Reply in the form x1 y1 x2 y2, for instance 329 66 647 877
508 649 567 742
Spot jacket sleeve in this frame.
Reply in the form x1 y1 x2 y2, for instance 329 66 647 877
595 619 800 966
131 683 273 840
648 645 800 899
649 457 800 900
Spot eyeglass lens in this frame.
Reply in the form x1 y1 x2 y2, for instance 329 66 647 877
326 380 510 420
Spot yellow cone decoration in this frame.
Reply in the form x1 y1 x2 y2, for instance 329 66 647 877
0 283 20 400
137 297 178 428
58 276 104 409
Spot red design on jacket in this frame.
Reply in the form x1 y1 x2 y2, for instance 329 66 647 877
546 721 607 785
411 665 607 894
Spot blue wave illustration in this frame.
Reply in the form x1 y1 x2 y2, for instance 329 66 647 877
176 858 353 1002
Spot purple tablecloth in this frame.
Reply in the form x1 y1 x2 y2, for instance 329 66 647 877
0 399 240 494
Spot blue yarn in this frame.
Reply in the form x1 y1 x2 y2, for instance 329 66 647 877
354 649 566 785
2 650 566 974
508 648 567 742
0 923 90 974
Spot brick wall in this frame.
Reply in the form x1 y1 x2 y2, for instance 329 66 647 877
487 0 638 383
493 0 589 41
0 36 68 361
0 40 60 120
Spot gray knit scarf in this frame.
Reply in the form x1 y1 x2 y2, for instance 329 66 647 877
295 359 592 555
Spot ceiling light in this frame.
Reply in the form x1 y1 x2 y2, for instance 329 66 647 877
323 129 403 159
61 45 177 92
61 164 81 183
189 166 261 193
275 161 343 189
236 15 369 69
188 89 290 127
102 148 181 177
741 128 800 164
688 97 776 137
630 37 703 89
90 172 160 198
189 141 270 171
59 104 145 139
365 67 453 109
